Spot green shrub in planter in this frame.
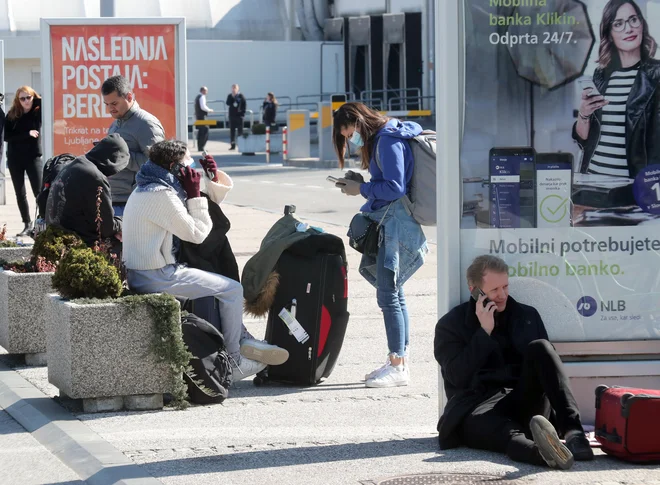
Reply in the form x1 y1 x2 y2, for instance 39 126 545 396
0 240 18 248
52 247 122 299
251 123 266 135
32 225 85 264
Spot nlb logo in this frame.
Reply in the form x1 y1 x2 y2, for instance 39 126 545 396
577 296 627 317
576 296 597 317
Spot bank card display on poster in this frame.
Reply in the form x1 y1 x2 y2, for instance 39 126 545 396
48 24 177 156
460 0 660 341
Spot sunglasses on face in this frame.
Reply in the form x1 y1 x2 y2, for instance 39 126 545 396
19 95 33 102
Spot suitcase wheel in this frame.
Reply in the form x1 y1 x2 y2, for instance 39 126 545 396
621 392 634 406
253 375 264 386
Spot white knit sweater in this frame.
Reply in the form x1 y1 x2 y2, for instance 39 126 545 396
122 170 233 270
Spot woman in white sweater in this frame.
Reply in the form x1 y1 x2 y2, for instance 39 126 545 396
122 140 288 381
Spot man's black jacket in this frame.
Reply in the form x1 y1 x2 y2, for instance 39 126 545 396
433 296 548 449
45 134 129 247
226 93 246 119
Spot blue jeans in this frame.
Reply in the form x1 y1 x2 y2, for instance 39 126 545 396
376 244 410 357
112 205 125 217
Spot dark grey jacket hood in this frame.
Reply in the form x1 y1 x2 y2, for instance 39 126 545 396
85 133 130 177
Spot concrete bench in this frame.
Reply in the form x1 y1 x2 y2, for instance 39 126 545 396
509 276 660 425
45 294 176 413
0 270 53 365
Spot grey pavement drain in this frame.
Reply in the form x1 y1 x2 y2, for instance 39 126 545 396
369 474 513 485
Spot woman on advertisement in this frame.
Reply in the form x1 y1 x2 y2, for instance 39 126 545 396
573 0 660 179
4 86 43 236
332 102 428 388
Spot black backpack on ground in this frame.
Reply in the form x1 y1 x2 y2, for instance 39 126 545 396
36 153 76 219
181 312 232 404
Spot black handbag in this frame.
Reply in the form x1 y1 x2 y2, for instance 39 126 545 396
347 214 379 256
347 203 392 257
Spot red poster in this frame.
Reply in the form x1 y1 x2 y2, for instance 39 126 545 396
50 24 177 156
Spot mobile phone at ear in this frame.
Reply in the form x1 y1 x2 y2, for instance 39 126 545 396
471 287 491 307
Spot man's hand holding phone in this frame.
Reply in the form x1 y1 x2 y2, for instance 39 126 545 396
474 291 496 335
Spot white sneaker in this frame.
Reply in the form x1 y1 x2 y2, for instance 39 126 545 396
365 363 409 388
240 339 289 366
364 357 391 381
232 357 267 382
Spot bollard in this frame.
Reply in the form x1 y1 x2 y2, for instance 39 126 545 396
266 125 271 164
282 126 288 161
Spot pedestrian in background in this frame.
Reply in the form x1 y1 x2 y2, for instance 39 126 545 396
4 86 42 236
195 86 213 152
262 92 278 129
226 84 246 151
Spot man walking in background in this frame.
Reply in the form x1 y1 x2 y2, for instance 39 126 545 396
226 84 246 151
102 75 165 216
195 86 213 152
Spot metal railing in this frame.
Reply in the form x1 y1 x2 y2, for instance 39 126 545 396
388 95 436 113
360 88 422 109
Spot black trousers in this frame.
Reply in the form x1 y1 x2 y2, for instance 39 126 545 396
8 156 43 223
229 116 243 144
197 124 209 151
459 339 582 466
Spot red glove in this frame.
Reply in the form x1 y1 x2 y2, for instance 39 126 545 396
179 166 201 199
199 154 218 182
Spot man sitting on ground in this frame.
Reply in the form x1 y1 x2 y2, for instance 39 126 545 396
45 134 129 248
434 255 593 469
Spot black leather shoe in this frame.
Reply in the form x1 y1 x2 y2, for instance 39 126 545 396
566 432 594 461
229 144 236 151
17 221 33 237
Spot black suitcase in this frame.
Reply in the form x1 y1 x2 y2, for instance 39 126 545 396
257 238 350 385
182 296 222 333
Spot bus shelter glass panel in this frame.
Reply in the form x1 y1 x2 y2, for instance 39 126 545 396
459 0 660 342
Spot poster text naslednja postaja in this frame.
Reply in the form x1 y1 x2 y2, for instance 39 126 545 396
460 0 660 342
50 25 176 156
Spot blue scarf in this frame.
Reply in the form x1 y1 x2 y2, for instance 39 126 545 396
135 160 187 256
135 160 186 201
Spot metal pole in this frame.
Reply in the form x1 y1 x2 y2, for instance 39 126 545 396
282 126 288 162
266 125 271 163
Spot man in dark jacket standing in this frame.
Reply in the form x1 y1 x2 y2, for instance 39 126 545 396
194 86 213 152
45 134 129 248
434 255 593 469
226 84 246 151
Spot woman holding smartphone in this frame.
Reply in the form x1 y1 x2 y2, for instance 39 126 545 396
333 102 428 388
573 0 660 179
5 86 42 236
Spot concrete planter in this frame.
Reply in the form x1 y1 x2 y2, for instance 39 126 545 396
45 294 176 412
0 246 33 262
238 134 283 154
0 270 53 361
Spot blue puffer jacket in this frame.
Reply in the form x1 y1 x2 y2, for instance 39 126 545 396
359 119 423 212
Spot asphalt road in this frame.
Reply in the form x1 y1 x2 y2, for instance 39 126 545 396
217 161 437 243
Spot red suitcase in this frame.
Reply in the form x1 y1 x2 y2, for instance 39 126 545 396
595 385 660 462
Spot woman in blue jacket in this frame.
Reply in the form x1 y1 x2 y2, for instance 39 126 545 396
333 102 428 388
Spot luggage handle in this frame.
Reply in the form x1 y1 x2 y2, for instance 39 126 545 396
622 394 660 418
595 426 622 444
